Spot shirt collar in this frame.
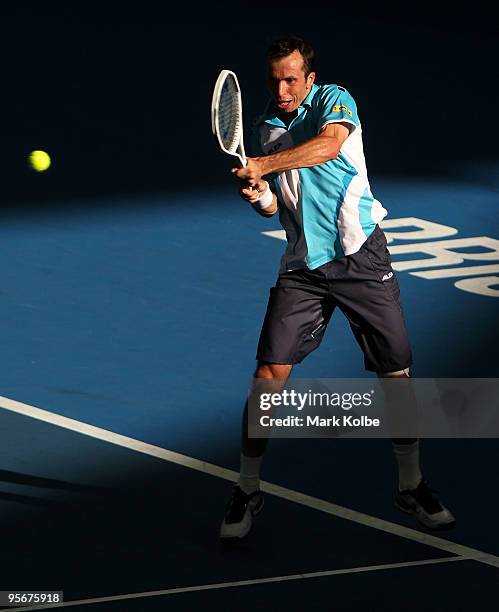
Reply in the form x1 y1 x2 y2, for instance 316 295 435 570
301 83 319 108
261 83 319 126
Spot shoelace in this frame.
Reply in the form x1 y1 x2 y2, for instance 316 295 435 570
414 481 443 514
225 487 250 519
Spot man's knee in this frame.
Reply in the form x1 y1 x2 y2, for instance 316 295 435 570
377 367 410 378
255 361 293 380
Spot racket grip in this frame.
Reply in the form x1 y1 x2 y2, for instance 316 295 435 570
239 153 251 188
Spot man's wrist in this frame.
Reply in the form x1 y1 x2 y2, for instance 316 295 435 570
252 182 274 210
254 156 271 177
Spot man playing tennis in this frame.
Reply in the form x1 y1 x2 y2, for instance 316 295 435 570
220 35 455 539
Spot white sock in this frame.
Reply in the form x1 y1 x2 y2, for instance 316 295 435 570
392 440 422 491
237 453 263 494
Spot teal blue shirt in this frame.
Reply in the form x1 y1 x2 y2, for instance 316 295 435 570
250 84 387 272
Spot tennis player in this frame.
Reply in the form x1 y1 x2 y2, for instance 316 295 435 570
220 35 455 540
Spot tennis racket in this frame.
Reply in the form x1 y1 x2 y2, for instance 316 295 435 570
211 69 247 167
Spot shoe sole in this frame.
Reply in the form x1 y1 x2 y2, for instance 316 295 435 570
220 498 265 543
395 500 456 530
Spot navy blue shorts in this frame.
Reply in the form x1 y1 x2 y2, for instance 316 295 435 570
256 226 413 373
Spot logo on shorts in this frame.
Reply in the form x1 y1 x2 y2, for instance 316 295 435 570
382 272 394 281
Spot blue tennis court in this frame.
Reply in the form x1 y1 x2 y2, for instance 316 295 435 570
0 169 498 610
1 3 498 610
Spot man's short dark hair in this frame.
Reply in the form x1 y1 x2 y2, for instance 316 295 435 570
266 35 315 76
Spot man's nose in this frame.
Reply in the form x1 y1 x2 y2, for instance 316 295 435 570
278 81 287 98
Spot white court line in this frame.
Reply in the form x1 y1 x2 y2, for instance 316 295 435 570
1 394 499 573
0 556 470 611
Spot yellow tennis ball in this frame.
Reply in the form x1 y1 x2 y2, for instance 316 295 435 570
28 150 51 172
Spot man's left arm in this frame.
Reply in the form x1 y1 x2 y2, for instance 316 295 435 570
232 122 351 183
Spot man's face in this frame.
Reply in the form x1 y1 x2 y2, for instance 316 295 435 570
267 49 315 115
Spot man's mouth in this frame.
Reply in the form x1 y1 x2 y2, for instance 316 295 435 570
277 100 292 109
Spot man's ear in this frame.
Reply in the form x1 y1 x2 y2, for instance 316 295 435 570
306 71 316 89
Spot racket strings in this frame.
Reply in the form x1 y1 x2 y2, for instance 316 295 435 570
218 77 242 153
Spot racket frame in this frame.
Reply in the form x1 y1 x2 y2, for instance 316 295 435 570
211 69 247 167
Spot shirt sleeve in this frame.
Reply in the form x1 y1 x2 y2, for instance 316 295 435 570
315 85 360 134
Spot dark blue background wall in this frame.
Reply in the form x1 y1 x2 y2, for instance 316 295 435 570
1 1 498 207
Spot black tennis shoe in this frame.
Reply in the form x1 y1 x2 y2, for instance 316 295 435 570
220 485 264 540
396 479 455 530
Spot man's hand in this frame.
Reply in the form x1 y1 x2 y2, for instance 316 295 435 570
231 158 264 185
231 159 277 215
238 178 269 204
231 158 267 204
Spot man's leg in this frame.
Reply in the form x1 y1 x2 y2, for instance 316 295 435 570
377 368 422 490
239 361 292 485
220 362 292 540
220 265 331 540
330 227 455 529
379 368 455 530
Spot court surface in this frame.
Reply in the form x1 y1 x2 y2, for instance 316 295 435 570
0 172 498 610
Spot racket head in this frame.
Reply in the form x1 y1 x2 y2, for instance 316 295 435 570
211 69 246 166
